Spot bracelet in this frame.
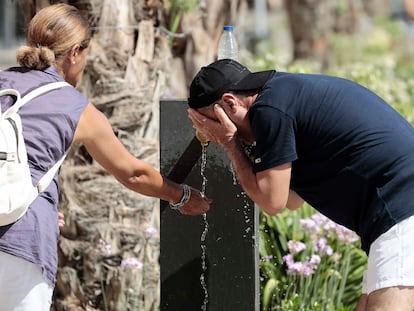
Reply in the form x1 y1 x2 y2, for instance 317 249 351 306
169 184 191 210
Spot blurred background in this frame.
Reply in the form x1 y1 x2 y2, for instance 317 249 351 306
1 1 414 310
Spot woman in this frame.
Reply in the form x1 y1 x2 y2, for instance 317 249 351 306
0 4 210 310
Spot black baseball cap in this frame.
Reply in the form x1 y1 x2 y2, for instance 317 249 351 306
187 59 274 109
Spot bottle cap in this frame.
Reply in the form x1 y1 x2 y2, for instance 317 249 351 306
223 25 234 31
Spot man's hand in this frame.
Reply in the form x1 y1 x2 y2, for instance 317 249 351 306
188 104 237 148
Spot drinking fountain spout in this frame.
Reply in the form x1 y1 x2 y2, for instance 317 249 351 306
195 130 209 146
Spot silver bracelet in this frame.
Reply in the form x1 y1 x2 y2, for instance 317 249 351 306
169 184 191 210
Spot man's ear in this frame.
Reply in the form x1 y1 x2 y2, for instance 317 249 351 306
221 93 237 112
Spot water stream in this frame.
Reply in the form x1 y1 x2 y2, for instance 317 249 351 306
199 146 255 310
200 144 209 311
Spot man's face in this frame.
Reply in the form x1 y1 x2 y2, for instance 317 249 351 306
196 103 220 121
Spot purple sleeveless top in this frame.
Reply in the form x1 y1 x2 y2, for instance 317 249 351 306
0 66 88 286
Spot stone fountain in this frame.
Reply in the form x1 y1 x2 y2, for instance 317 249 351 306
160 100 260 310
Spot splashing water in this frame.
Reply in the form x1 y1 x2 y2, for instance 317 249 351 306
230 162 238 186
231 163 256 241
200 144 209 310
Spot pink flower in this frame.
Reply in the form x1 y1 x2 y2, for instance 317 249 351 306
287 240 307 255
283 254 321 276
98 239 112 256
121 257 143 270
144 226 158 237
301 213 359 244
309 254 321 266
314 237 333 256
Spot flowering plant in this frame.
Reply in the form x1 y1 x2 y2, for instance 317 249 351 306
259 204 367 310
96 225 159 311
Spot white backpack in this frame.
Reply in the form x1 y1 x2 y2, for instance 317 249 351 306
0 81 70 226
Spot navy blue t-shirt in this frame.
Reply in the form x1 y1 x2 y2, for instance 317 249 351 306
249 71 414 252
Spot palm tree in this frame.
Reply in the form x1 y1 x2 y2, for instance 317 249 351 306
17 0 168 309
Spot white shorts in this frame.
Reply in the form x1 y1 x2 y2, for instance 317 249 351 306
0 251 54 311
362 215 414 294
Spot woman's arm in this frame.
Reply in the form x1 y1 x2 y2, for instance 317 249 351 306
73 103 210 215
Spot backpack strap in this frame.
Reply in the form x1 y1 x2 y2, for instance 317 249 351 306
36 150 68 193
0 89 21 117
7 81 72 193
6 81 70 115
28 81 71 193
0 89 21 101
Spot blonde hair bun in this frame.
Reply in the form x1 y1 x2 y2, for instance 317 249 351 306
16 45 55 69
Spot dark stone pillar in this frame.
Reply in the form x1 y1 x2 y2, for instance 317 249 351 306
160 100 259 311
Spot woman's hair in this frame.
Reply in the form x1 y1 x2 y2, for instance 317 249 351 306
16 3 91 70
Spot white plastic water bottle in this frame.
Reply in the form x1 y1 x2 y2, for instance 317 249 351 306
217 25 238 60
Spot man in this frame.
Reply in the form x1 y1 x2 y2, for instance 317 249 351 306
187 59 414 310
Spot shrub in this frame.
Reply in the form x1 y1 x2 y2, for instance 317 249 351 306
259 205 366 310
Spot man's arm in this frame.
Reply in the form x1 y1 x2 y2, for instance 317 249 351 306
189 104 291 215
222 137 291 215
286 190 305 210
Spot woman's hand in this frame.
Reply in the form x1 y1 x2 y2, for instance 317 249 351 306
178 186 212 216
58 212 65 228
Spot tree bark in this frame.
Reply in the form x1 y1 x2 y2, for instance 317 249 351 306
15 0 166 310
284 0 335 70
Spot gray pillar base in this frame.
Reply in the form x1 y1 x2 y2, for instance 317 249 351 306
160 100 259 311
